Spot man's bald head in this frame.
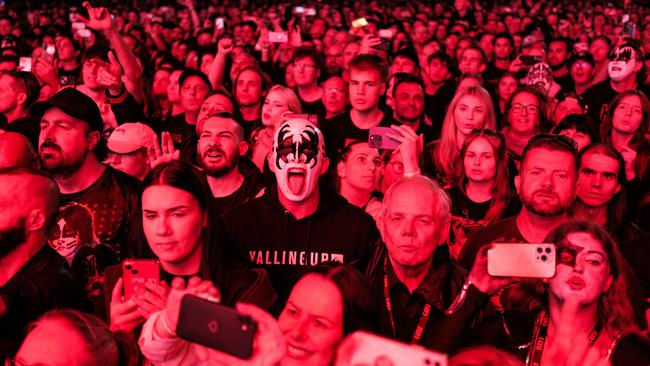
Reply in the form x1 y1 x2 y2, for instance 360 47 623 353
0 132 36 169
0 168 60 232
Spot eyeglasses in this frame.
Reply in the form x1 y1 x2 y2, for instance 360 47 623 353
510 103 539 114
324 88 345 95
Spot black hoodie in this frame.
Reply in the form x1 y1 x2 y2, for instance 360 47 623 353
223 184 380 304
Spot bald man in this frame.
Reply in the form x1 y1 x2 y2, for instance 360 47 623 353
0 132 37 168
0 168 90 359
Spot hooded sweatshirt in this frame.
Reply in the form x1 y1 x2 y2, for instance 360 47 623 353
223 184 379 303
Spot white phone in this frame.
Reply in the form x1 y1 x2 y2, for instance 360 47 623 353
336 331 447 366
487 243 556 278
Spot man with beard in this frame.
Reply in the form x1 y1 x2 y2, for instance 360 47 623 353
458 134 578 270
196 112 263 214
31 88 140 282
392 75 435 143
0 168 90 359
547 38 573 92
582 42 650 125
224 117 378 305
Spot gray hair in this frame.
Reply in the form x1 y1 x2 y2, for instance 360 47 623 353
382 175 451 219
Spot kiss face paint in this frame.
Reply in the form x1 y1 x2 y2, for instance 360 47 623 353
272 118 326 202
556 241 584 268
528 62 553 93
608 46 638 82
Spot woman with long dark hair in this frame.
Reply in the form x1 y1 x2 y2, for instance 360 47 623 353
108 161 276 333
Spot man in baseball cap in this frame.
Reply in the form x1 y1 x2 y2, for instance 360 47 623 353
106 122 155 180
30 88 140 283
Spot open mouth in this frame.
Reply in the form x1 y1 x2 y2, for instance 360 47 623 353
287 168 306 195
286 344 313 360
567 276 585 290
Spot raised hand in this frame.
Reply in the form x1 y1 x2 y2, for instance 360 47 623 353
147 132 180 170
386 124 423 176
78 2 114 32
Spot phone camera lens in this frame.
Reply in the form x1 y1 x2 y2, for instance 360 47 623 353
131 269 139 275
124 264 132 270
537 247 543 253
541 255 547 261
545 248 552 253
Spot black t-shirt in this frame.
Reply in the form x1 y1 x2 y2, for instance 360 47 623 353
582 80 650 125
483 62 508 84
0 246 91 359
424 80 456 141
553 71 574 93
213 173 264 216
457 216 527 271
48 167 141 293
296 92 326 121
320 110 396 161
160 113 198 163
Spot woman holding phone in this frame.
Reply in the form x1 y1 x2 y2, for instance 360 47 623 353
107 161 276 333
138 263 376 366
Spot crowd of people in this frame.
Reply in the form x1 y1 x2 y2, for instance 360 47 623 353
0 0 649 364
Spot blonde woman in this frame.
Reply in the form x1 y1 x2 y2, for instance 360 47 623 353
424 85 497 187
250 85 302 171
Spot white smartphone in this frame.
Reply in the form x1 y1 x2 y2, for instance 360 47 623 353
18 57 32 72
336 331 447 366
487 243 556 278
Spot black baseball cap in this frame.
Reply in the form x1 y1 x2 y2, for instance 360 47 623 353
30 88 103 132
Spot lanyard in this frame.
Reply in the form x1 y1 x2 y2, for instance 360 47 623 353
525 310 602 366
383 257 432 344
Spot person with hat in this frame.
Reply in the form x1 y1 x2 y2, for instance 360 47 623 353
32 88 141 293
106 122 155 181
569 52 595 96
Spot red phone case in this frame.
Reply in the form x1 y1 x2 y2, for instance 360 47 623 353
122 259 160 300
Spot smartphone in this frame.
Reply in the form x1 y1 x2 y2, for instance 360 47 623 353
293 6 305 14
337 331 448 366
91 58 113 75
352 17 368 28
42 43 56 63
521 55 542 66
18 57 32 72
122 259 160 301
305 8 316 16
177 295 257 359
368 127 401 150
59 75 77 87
487 243 556 278
268 31 288 43
378 29 394 39
373 38 391 51
622 21 637 37
216 17 224 29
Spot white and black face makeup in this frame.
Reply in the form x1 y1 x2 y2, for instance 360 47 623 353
272 119 326 202
528 62 553 93
608 46 638 82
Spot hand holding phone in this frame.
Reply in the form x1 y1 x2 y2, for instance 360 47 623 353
177 295 258 359
18 57 32 72
122 259 160 301
520 55 542 66
368 126 402 150
487 243 556 278
268 31 288 43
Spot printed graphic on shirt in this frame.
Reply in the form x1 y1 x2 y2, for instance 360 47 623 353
249 250 344 266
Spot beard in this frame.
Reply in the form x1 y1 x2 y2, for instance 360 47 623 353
0 218 26 259
199 146 239 178
521 188 571 217
39 141 87 178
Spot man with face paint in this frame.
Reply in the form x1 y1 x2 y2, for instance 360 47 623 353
582 43 650 125
0 168 90 359
527 62 562 99
224 118 379 304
